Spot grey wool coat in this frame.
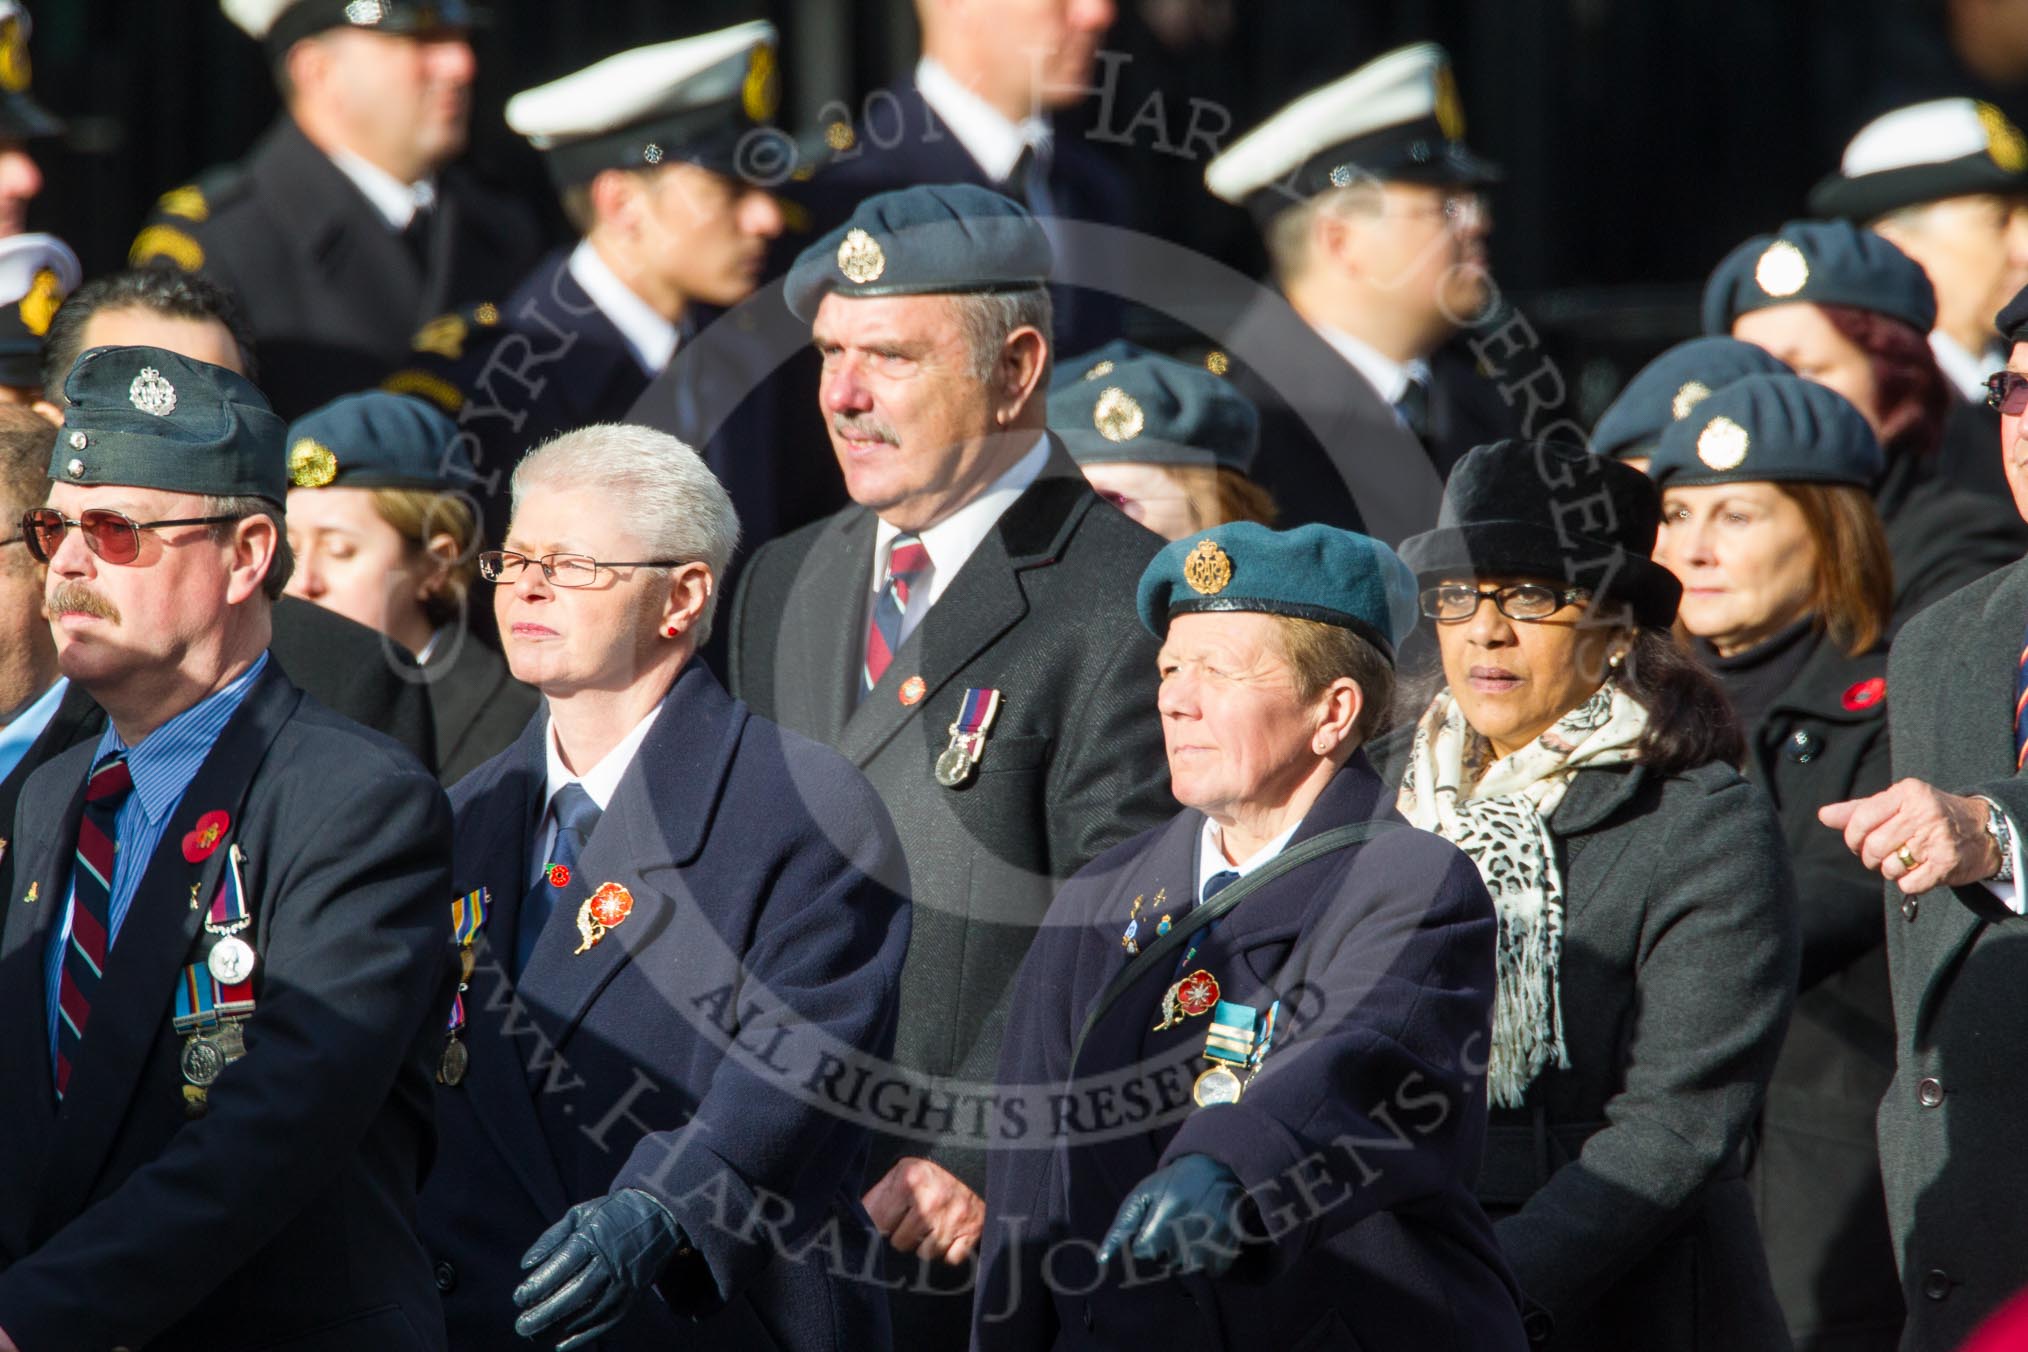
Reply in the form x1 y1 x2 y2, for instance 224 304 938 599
1877 554 2028 1352
1372 734 1802 1351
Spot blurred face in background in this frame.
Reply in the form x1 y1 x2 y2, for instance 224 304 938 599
292 28 475 183
0 140 40 235
925 0 1117 116
1873 194 2028 353
1732 303 1883 434
285 485 449 656
1080 461 1203 540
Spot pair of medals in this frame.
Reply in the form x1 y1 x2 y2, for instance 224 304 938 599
175 847 258 1117
1193 1000 1279 1107
934 688 1002 788
440 886 489 1086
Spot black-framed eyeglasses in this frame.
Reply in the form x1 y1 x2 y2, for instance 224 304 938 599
1419 582 1590 623
1986 370 2028 415
20 507 242 566
477 550 687 588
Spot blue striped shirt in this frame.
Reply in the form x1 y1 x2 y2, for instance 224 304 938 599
44 654 269 1061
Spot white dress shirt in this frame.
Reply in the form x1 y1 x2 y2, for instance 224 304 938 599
534 702 663 877
327 146 437 231
1195 816 1303 901
1312 321 1433 425
915 57 1051 184
1931 330 1999 405
568 239 680 375
866 433 1050 654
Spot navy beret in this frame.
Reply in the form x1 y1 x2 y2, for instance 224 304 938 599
1398 440 1682 630
784 183 1052 322
1648 374 1883 490
284 391 470 492
1136 522 1418 662
54 346 287 503
1702 219 1936 336
1050 341 1260 474
1591 337 1794 461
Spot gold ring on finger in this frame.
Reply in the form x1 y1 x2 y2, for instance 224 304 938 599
1896 844 1919 872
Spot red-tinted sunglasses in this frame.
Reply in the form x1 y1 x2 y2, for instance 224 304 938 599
1986 370 2028 415
20 507 241 565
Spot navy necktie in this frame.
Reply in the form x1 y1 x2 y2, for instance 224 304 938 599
1202 870 1239 906
516 783 601 978
1394 374 1432 445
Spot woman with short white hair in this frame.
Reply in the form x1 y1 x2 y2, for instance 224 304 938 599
417 424 912 1352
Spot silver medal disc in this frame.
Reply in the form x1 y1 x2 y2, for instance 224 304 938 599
438 1038 470 1086
181 1036 225 1087
207 935 256 985
934 744 973 787
1192 1064 1244 1107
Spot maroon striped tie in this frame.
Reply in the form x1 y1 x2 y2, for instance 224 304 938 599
54 751 133 1099
864 535 929 691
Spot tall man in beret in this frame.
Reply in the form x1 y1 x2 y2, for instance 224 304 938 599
130 0 538 417
1823 284 2028 1351
0 347 452 1350
1202 43 1522 540
729 183 1172 1347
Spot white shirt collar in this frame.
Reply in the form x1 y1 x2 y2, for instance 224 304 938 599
542 700 664 817
1311 321 1431 408
568 239 680 375
1195 815 1303 896
326 145 437 232
871 433 1051 626
915 56 1051 184
1930 329 1998 404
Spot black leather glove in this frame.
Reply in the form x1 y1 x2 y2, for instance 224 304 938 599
1096 1153 1249 1278
514 1188 686 1350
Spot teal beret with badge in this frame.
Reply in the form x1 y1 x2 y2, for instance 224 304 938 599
784 183 1051 322
1136 521 1419 662
1701 219 1936 336
284 391 469 491
54 346 287 503
1647 373 1884 490
1590 337 1793 461
1050 341 1260 474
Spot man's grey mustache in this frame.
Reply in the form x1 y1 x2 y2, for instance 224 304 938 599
831 413 899 445
45 580 120 624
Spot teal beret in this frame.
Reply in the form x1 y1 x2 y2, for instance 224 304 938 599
53 346 286 503
1590 337 1793 461
284 392 470 492
1136 522 1418 662
1648 374 1884 489
784 183 1051 322
1702 219 1936 336
1049 341 1259 474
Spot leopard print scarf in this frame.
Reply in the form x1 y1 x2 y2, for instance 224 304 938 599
1398 682 1649 1108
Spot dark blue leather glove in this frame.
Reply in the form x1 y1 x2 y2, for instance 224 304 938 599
514 1188 686 1350
1096 1153 1249 1278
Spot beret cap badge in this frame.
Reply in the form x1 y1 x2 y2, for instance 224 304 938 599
288 437 339 488
1671 380 1712 420
1093 387 1145 443
128 366 177 417
1754 240 1810 299
1696 415 1751 471
1981 101 2028 173
1082 359 1115 381
837 228 886 284
1183 539 1233 595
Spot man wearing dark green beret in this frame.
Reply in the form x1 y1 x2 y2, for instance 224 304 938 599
1048 340 1274 541
732 181 1173 1349
0 347 454 1350
128 0 538 417
978 522 1526 1350
1825 279 2028 1352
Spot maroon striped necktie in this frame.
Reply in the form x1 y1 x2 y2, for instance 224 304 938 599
864 535 929 692
54 751 133 1099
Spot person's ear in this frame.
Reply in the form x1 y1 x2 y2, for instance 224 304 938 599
991 326 1049 428
226 513 281 605
1310 676 1365 756
658 561 713 639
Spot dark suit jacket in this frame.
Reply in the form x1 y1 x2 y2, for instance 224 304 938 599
1879 555 2028 1351
0 679 98 906
976 757 1526 1352
272 594 436 773
0 661 452 1350
799 79 1131 358
419 660 910 1352
131 116 540 417
1223 294 1519 543
1876 448 2028 632
729 445 1174 1196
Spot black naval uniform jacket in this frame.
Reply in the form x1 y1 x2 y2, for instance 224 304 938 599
131 116 540 418
974 756 1526 1352
1220 294 1523 542
0 660 453 1350
1876 555 2028 1352
1370 736 1802 1352
1729 634 1902 1351
1875 446 2027 631
729 443 1174 1197
419 660 911 1352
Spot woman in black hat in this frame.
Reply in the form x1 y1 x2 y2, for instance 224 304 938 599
1649 375 1900 1351
1705 219 2027 626
1380 439 1800 1351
